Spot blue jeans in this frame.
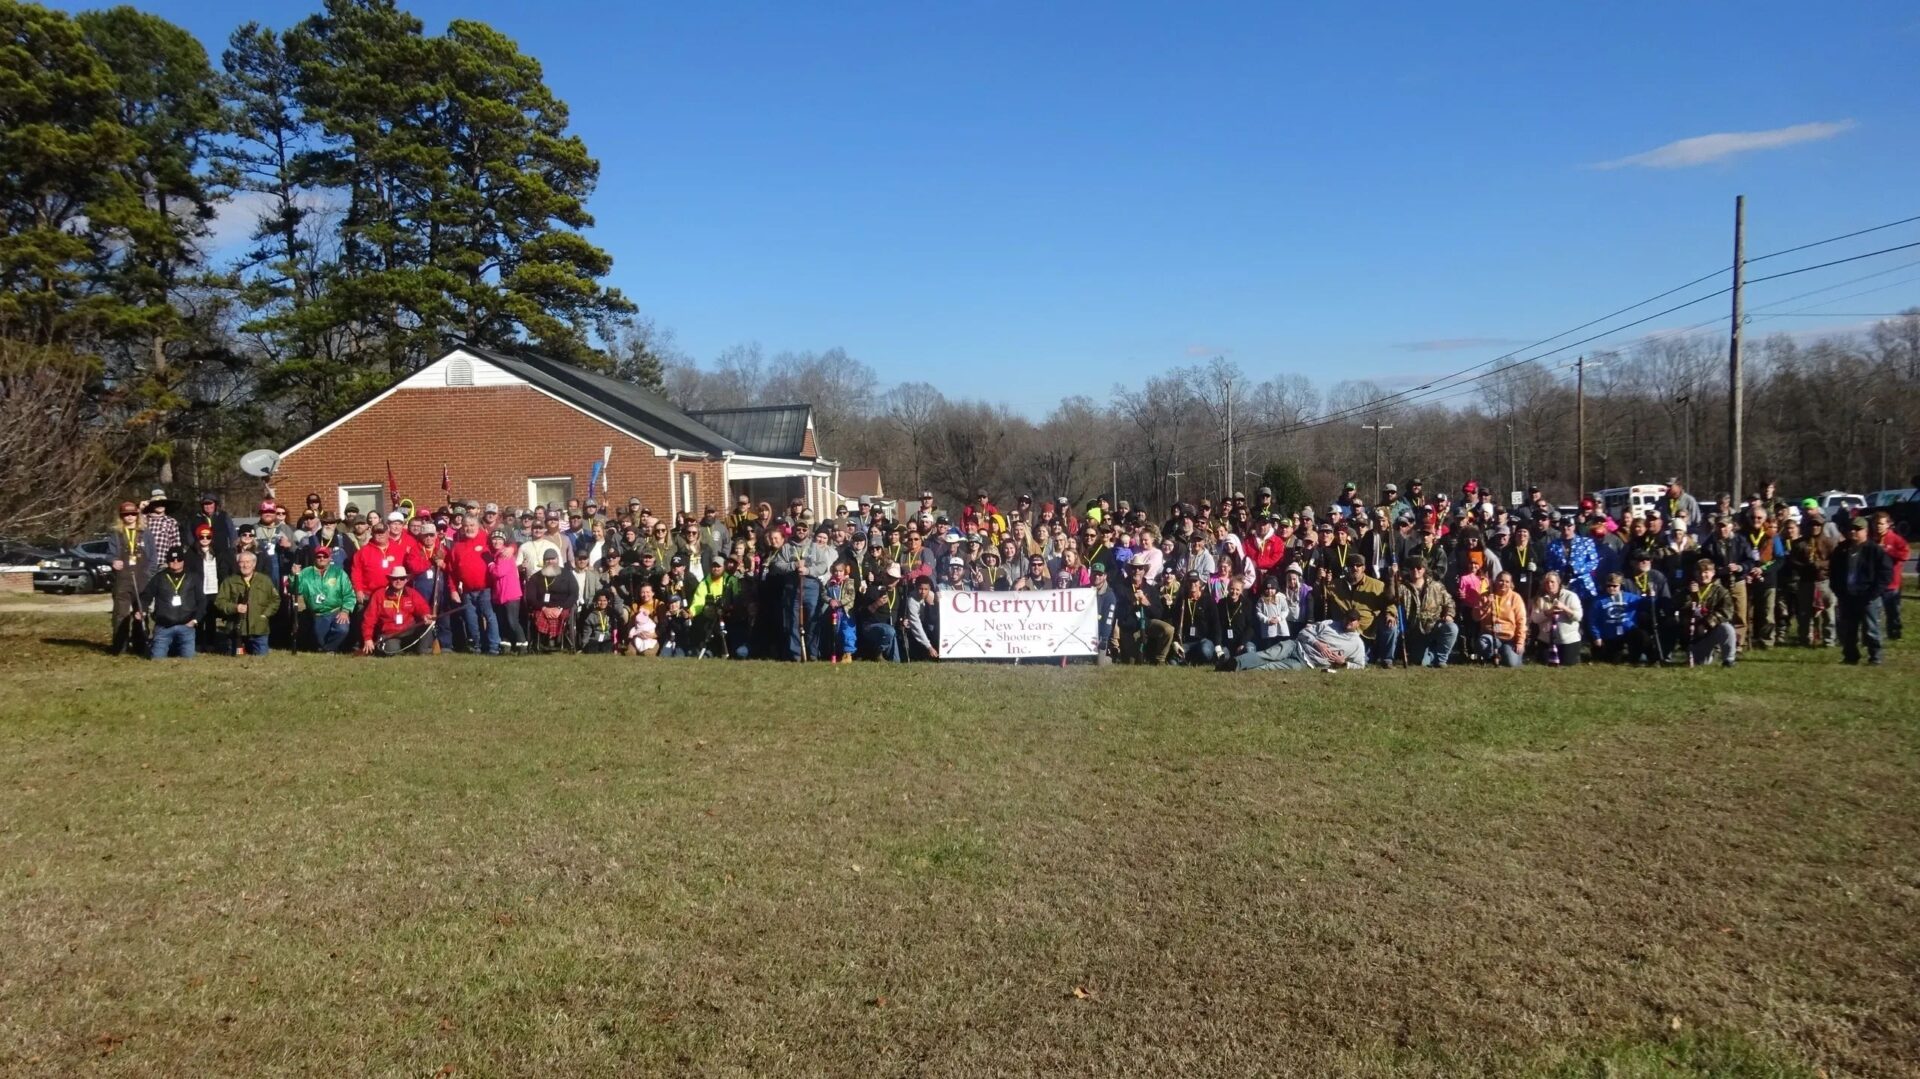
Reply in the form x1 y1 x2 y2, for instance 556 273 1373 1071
149 623 196 659
1476 634 1522 666
1185 637 1218 665
860 622 900 661
459 586 499 653
412 577 455 650
310 611 352 653
786 576 821 660
239 634 270 656
1836 597 1884 662
1372 619 1402 666
1409 621 1460 666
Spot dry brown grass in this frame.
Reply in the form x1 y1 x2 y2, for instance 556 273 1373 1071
0 612 1914 1077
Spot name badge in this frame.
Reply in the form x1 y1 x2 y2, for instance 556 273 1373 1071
169 595 182 607
1185 626 1196 639
1226 628 1235 640
393 613 403 625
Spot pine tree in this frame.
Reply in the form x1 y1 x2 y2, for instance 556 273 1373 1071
0 1 138 344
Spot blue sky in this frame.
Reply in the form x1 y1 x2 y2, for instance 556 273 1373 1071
71 0 1920 413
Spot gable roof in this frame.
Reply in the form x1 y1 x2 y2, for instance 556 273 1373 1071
686 404 814 458
459 345 750 456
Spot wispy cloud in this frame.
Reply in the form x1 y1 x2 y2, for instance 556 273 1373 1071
1393 337 1530 352
1592 120 1855 170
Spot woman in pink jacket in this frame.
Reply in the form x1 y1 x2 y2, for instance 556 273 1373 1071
487 532 527 654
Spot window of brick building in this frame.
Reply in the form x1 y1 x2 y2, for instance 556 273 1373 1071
339 484 384 517
529 476 573 510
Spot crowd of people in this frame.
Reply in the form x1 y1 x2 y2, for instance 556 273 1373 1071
106 476 1907 670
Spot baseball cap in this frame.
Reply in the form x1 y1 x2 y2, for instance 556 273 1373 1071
1800 498 1819 510
386 510 406 522
484 502 499 513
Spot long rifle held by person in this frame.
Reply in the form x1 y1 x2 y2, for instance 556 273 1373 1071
795 555 810 662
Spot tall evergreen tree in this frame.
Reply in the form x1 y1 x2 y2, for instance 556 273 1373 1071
0 1 138 343
286 0 631 388
76 5 227 480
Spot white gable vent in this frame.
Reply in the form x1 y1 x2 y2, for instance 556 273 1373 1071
445 357 474 386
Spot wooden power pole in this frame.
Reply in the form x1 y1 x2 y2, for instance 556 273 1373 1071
1575 356 1588 498
1361 423 1393 496
1728 194 1746 501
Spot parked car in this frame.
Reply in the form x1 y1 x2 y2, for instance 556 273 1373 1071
32 538 117 594
1866 487 1918 508
0 538 65 568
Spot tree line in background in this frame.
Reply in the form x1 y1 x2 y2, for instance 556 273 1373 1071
664 316 1920 514
3 0 1915 542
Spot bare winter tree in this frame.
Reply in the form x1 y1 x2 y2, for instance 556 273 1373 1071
0 341 147 540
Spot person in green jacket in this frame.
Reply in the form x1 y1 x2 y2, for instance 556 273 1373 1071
216 551 282 656
294 546 356 653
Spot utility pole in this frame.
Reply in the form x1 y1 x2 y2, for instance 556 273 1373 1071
1112 460 1119 507
1223 389 1235 499
1728 194 1746 502
1166 469 1183 505
1875 418 1891 492
1676 393 1693 491
1360 423 1393 496
1575 355 1601 498
1504 422 1516 502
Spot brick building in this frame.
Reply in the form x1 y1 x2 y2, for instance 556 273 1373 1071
273 346 839 518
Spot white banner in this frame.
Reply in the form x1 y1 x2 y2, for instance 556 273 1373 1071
937 588 1099 659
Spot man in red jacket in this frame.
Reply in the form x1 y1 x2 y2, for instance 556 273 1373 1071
1870 511 1908 640
447 517 499 654
404 519 455 651
361 565 434 655
350 513 405 601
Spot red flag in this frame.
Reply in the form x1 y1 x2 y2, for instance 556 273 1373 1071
386 459 399 507
441 462 451 495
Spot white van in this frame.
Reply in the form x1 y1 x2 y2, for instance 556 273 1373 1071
1594 484 1666 522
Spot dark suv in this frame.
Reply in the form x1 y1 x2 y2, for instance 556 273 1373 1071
31 538 116 594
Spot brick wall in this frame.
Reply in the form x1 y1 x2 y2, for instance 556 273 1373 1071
274 386 727 519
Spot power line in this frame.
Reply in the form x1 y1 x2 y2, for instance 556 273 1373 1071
1745 240 1920 285
1753 312 1911 318
1219 221 1920 448
1746 213 1920 264
1108 213 1920 473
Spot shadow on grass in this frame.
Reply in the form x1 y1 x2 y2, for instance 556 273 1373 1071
38 636 108 654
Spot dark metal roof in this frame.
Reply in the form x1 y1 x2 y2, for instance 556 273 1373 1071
687 404 814 458
462 345 749 456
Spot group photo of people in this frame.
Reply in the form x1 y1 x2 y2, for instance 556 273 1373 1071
107 475 1908 671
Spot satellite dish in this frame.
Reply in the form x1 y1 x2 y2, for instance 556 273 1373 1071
239 448 281 478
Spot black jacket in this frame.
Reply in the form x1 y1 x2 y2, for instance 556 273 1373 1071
526 569 578 611
141 569 206 627
1829 540 1894 601
1207 591 1254 652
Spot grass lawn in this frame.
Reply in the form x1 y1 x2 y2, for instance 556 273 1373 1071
1 611 1915 1077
